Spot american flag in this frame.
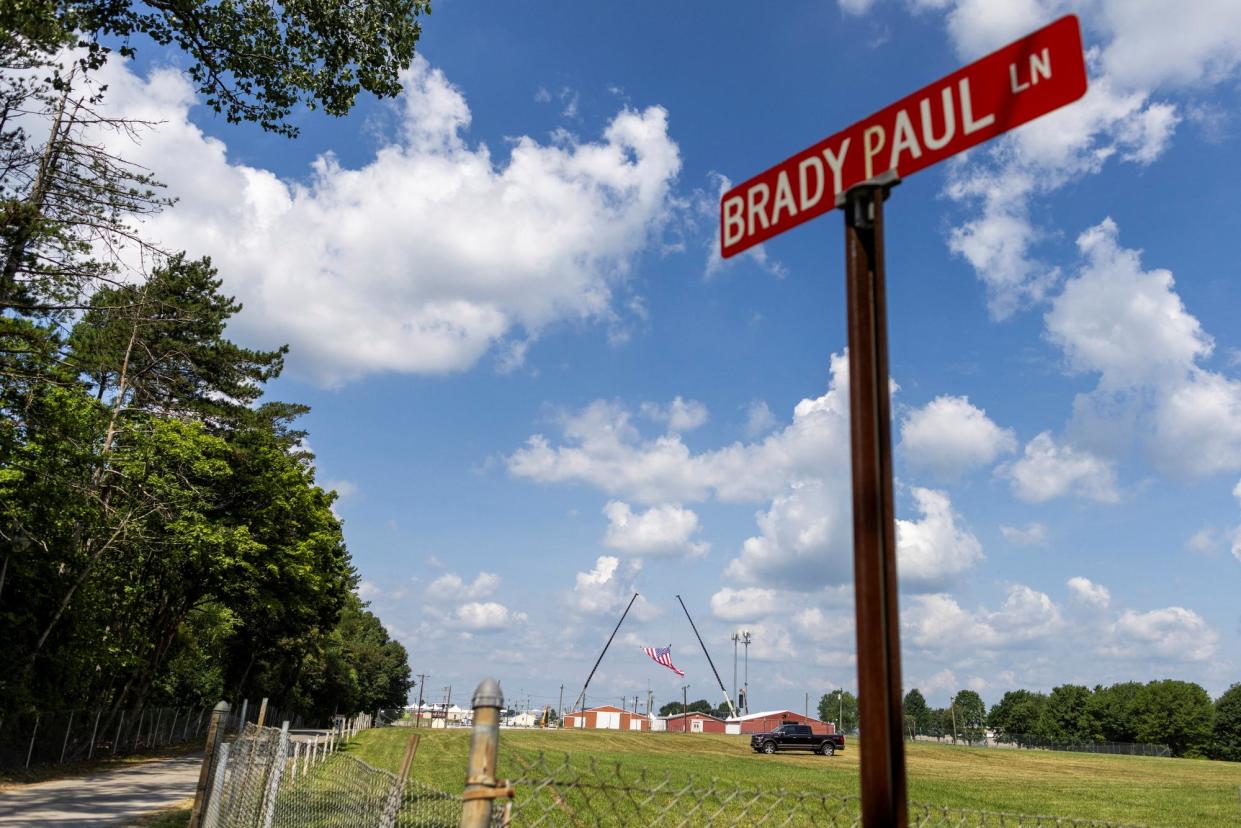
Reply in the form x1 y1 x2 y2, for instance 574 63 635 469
641 645 685 677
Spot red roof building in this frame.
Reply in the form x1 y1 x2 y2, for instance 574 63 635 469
725 710 835 735
657 712 727 734
562 705 649 731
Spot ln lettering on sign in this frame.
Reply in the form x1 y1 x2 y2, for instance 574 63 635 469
720 15 1087 258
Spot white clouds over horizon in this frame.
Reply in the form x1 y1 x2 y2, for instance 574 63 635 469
93 56 682 384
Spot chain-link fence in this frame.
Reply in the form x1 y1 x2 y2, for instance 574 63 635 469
0 696 314 771
492 751 1148 828
0 704 213 769
187 686 1160 828
199 716 458 828
909 734 1172 757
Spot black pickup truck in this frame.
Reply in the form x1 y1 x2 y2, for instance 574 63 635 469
750 723 845 756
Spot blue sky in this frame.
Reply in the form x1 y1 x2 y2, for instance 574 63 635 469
101 0 1241 714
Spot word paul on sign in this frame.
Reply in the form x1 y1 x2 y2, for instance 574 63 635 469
720 15 1087 258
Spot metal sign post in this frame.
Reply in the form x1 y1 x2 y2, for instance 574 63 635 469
840 171 906 826
718 14 1090 827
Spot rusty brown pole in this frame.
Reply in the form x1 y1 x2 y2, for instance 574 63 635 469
460 678 505 828
840 170 907 827
188 700 230 828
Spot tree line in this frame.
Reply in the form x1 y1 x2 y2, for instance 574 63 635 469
1 0 429 720
898 682 1241 760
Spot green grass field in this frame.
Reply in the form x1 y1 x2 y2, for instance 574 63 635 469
345 727 1241 827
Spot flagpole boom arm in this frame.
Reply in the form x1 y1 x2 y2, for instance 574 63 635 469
675 594 737 719
572 592 639 713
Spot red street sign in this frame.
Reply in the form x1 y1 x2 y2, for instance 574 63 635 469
720 15 1087 258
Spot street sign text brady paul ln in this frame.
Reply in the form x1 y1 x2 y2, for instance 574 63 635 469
720 15 1087 258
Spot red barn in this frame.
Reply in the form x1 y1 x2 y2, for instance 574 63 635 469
659 712 727 734
726 710 835 735
562 705 649 731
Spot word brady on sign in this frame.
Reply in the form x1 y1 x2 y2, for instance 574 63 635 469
720 14 1087 258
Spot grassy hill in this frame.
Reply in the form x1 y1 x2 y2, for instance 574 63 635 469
345 728 1240 826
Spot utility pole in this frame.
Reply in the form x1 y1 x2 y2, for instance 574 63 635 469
840 688 845 734
741 631 751 714
414 674 428 728
558 684 564 722
647 688 653 717
681 685 690 734
950 703 958 744
805 692 809 719
634 695 639 716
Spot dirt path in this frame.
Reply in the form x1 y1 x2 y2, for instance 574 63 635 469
0 754 201 827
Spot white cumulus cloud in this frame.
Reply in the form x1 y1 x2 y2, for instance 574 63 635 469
1001 432 1119 503
455 602 527 631
1000 522 1047 546
427 572 501 602
900 396 1016 478
602 501 709 557
709 587 781 621
896 488 985 588
1049 220 1241 478
1066 576 1111 609
639 397 709 432
1107 607 1217 662
92 57 682 384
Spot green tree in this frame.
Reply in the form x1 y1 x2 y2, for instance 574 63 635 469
658 699 712 717
952 690 986 742
1084 682 1143 742
818 690 858 734
1132 680 1215 758
1039 684 1093 742
903 688 931 736
68 254 286 426
335 593 414 712
1211 683 1241 761
987 689 1046 745
658 701 683 717
7 0 433 137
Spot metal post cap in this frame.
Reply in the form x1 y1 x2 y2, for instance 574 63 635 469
472 678 504 709
213 700 231 713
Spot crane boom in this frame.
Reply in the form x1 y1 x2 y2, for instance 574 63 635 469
676 594 737 719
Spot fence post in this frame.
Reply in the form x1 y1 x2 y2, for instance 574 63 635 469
59 710 75 764
238 699 249 732
460 678 509 828
88 709 102 759
188 701 230 828
258 721 290 828
379 732 420 828
256 697 269 729
25 713 40 768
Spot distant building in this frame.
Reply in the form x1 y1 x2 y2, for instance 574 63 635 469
724 710 835 736
505 711 539 728
657 712 727 734
562 705 649 731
